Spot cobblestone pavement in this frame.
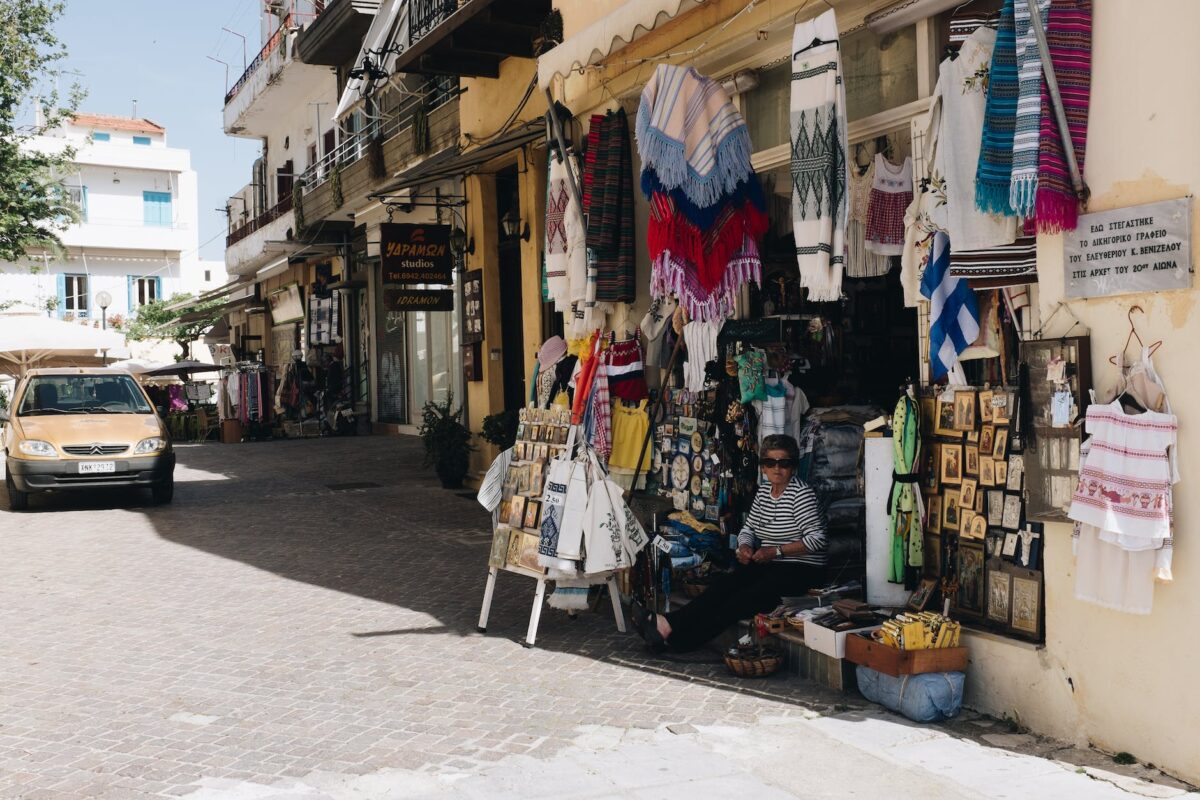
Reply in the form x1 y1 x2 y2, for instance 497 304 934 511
1 436 1194 799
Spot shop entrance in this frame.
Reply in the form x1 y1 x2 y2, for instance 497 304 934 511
496 167 527 412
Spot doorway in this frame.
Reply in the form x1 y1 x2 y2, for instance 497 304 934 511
496 168 526 411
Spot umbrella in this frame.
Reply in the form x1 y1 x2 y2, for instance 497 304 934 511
140 360 223 378
107 358 161 375
0 306 130 377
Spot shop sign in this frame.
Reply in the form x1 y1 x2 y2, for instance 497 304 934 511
380 223 453 285
461 268 484 344
1064 197 1193 299
383 288 455 312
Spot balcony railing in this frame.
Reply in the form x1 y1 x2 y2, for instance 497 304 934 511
225 13 294 105
410 0 461 43
297 76 458 195
226 194 294 247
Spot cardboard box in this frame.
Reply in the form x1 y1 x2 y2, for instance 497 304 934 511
844 632 969 677
220 419 243 444
803 620 883 659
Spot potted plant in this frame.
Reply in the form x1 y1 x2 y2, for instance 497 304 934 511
418 391 473 489
480 409 518 451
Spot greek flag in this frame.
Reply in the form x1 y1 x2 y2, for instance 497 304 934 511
921 232 979 381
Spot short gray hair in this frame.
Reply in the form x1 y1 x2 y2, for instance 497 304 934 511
760 434 799 462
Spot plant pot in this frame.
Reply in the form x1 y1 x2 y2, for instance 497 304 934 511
436 463 466 489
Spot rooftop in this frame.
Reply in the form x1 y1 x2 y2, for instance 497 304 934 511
70 113 166 135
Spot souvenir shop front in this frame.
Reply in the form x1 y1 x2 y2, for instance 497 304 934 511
512 0 1200 783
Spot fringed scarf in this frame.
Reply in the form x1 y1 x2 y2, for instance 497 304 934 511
584 110 636 304
640 168 766 231
635 64 754 209
1035 0 1091 232
651 239 762 323
1009 0 1051 215
975 0 1017 215
648 192 769 293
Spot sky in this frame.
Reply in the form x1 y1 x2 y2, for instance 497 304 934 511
51 0 269 263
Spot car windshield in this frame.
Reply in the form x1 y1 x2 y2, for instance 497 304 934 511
17 375 153 416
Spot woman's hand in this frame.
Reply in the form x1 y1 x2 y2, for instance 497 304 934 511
736 545 753 565
751 546 778 564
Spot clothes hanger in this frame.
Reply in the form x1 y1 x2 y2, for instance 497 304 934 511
793 0 838 58
1108 305 1149 368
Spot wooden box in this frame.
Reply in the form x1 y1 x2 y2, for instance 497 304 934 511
220 419 243 444
844 632 969 677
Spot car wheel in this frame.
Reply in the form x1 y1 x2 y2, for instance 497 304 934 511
152 476 174 505
5 472 29 512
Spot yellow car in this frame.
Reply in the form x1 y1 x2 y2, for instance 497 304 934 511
1 368 175 511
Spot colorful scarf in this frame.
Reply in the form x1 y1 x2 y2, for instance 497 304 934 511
1035 0 1091 232
635 64 754 209
790 8 848 303
1009 0 1051 215
651 239 762 323
640 168 766 231
648 192 768 292
975 0 1017 215
584 110 635 304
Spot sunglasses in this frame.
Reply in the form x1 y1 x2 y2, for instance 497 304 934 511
760 458 796 469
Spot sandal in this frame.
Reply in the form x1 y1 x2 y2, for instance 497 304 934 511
634 603 668 652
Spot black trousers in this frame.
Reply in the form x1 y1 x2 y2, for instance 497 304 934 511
664 561 823 652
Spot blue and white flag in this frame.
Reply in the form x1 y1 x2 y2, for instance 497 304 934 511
921 232 979 380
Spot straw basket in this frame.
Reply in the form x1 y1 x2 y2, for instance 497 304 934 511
724 645 783 678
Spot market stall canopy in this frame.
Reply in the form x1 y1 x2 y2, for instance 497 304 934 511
106 358 160 375
334 0 407 119
0 306 130 378
537 0 705 89
140 360 223 379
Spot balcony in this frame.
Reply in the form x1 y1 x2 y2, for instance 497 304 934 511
389 0 552 78
295 0 380 66
294 78 459 226
224 195 295 276
223 13 332 138
61 218 193 253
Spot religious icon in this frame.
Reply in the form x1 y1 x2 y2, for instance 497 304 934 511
940 444 963 485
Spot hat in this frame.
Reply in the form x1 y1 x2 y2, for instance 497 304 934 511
538 336 568 368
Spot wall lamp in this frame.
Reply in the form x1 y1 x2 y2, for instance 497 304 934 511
450 226 474 256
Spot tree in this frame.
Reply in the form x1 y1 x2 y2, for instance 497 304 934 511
0 0 85 263
124 293 227 360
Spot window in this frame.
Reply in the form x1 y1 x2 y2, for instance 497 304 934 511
128 276 162 308
92 132 111 142
64 186 87 223
58 274 89 318
204 269 211 282
143 191 172 227
132 135 151 146
17 374 151 415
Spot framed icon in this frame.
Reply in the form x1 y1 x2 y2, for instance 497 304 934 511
953 390 977 431
939 443 963 485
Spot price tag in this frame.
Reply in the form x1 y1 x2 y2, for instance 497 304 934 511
655 536 674 555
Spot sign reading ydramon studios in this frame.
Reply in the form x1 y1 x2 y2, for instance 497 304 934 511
383 288 455 312
380 223 453 285
1064 197 1193 299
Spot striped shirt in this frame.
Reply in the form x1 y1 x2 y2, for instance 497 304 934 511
737 479 827 566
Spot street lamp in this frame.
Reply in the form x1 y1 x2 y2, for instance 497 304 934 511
96 290 112 330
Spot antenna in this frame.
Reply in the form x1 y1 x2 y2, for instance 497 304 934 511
132 99 138 118
206 56 231 94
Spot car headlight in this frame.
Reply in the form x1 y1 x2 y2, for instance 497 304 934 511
134 437 167 454
18 440 56 457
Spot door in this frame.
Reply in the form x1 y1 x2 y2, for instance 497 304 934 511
498 239 526 412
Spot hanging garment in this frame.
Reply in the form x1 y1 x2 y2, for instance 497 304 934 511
790 8 848 302
647 190 769 293
1034 0 1092 232
606 335 648 403
635 64 754 208
1010 0 1051 215
1074 522 1157 615
847 161 891 278
734 349 767 404
681 319 720 393
949 236 1037 284
888 395 923 582
949 7 999 48
651 239 762 324
920 232 980 380
928 26 1018 250
585 110 636 303
608 400 651 473
545 151 586 311
639 295 678 373
753 378 789 446
586 361 612 462
864 155 912 256
975 0 1019 214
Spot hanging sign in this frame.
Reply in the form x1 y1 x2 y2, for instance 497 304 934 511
1064 197 1193 299
383 288 455 312
380 223 453 285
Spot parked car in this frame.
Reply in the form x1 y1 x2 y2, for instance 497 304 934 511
1 368 175 511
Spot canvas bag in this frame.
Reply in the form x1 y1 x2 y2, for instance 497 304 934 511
477 447 514 526
581 448 650 574
539 425 587 563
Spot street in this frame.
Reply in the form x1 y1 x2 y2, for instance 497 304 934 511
0 436 1193 799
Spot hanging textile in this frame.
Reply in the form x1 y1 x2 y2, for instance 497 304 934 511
790 8 848 302
650 239 762 324
545 151 586 311
1034 0 1092 232
585 110 636 303
864 154 913 256
888 395 923 583
920 232 979 381
647 191 769 293
1010 0 1051 215
606 334 648 402
948 235 1037 283
975 0 1018 215
847 161 891 278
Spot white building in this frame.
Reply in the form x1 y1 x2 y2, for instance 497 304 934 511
2 112 201 327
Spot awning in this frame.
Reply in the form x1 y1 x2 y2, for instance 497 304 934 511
371 121 545 198
162 277 250 312
178 296 259 324
537 0 705 89
334 0 408 119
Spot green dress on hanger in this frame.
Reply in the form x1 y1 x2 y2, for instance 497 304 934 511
889 395 924 583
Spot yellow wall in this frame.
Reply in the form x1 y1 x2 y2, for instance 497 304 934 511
459 57 547 142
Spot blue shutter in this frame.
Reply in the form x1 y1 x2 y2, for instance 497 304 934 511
143 191 172 227
80 186 88 223
132 135 150 145
92 132 110 142
127 275 135 313
56 274 66 318
153 276 162 304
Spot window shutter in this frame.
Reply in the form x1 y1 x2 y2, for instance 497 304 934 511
154 276 162 303
127 275 135 312
56 273 66 318
81 186 88 223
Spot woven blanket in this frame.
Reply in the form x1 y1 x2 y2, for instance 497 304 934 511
584 110 635 304
635 64 753 209
1010 0 1050 215
545 151 585 311
651 239 762 323
949 236 1037 283
648 191 769 293
975 0 1017 215
1035 0 1091 233
640 167 766 230
790 8 848 303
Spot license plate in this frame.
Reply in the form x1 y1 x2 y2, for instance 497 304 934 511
78 461 116 474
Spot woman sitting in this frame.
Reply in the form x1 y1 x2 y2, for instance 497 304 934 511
638 434 827 652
